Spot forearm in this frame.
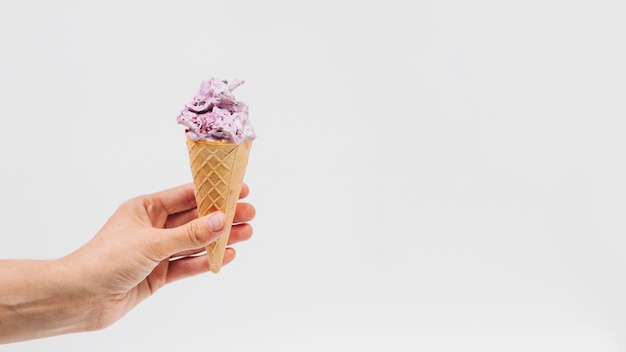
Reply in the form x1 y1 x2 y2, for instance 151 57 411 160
0 259 94 344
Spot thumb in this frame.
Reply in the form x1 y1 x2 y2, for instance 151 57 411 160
156 212 226 259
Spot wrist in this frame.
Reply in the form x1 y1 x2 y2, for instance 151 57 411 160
0 258 96 344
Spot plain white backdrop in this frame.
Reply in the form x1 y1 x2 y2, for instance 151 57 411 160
1 0 625 350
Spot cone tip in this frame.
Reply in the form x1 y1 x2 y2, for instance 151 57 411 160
210 266 221 274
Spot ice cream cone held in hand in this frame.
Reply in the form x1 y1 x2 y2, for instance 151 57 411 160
177 78 256 273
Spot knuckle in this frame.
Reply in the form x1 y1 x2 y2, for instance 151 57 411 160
185 220 206 247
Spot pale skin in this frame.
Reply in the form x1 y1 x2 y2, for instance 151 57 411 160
0 183 255 344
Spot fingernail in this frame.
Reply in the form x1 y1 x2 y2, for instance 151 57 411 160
208 212 225 232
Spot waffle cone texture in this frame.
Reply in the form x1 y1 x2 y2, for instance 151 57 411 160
186 135 252 273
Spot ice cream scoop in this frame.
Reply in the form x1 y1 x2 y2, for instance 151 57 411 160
176 78 256 144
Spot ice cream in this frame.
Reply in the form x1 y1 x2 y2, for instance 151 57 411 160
177 78 256 144
177 78 254 273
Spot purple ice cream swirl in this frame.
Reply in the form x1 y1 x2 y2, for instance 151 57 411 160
176 78 256 144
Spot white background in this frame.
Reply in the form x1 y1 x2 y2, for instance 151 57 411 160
1 0 625 350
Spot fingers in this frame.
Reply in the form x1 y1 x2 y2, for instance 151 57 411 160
150 183 197 215
146 183 253 260
229 223 253 244
164 208 198 229
151 212 226 260
239 183 250 199
159 184 252 229
169 222 253 258
148 183 247 218
163 201 254 230
233 202 255 223
165 248 236 283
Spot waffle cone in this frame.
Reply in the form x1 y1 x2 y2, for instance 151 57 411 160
186 135 252 273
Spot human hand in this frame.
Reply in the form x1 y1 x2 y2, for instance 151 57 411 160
62 183 255 331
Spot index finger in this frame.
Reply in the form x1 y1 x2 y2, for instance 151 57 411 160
153 182 249 216
151 183 197 214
